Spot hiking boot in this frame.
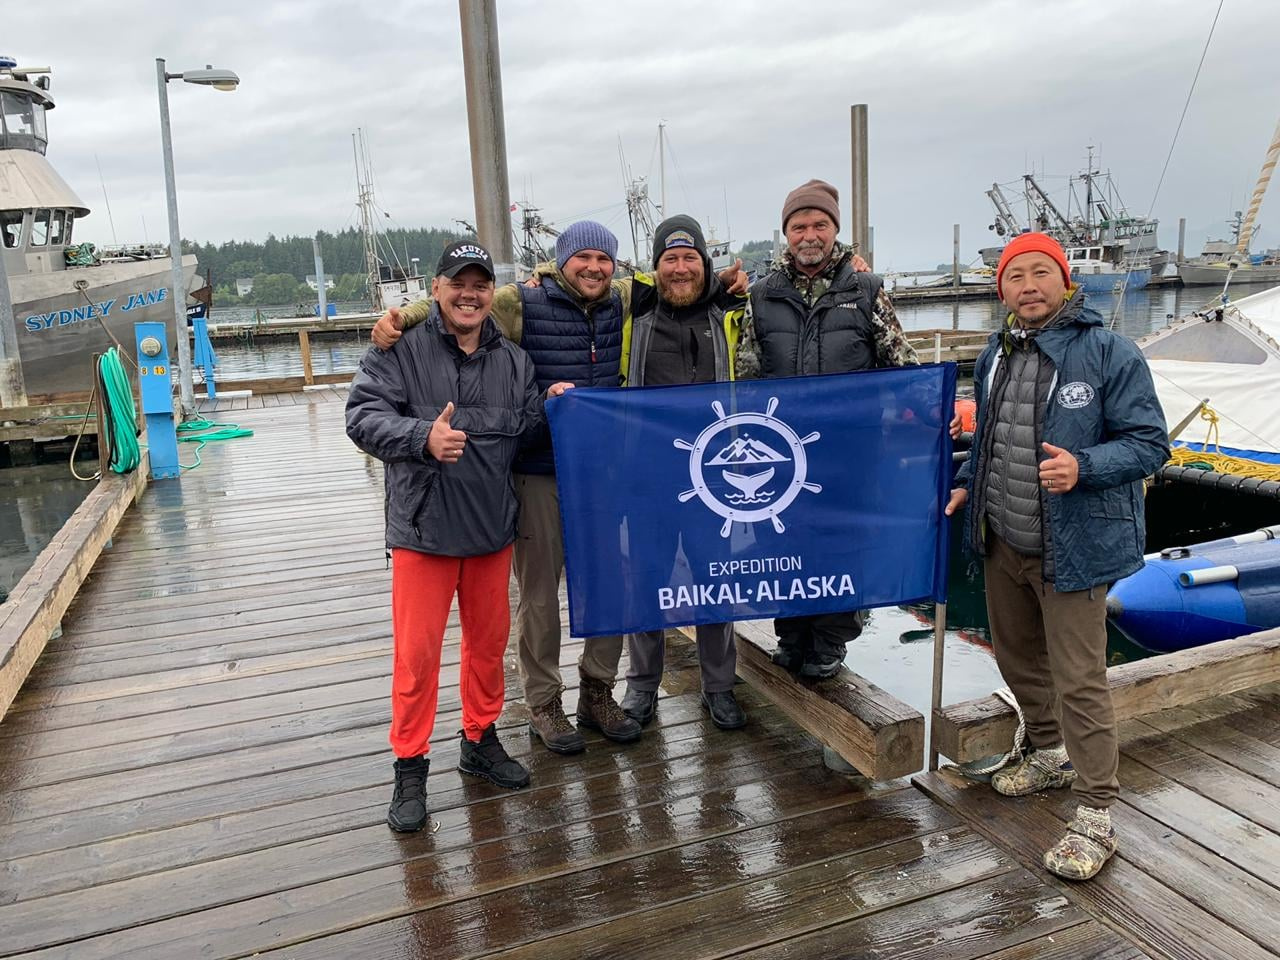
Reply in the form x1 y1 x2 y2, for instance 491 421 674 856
702 690 747 730
799 654 843 679
621 686 659 727
991 745 1076 797
1044 805 1118 880
528 695 586 755
576 671 642 743
387 755 430 832
458 725 531 789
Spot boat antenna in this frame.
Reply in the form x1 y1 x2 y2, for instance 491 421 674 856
1109 0 1224 328
94 154 118 245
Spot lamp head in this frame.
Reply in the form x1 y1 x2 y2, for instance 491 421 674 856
180 66 239 91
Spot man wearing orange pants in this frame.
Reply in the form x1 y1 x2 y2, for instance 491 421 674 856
347 240 574 832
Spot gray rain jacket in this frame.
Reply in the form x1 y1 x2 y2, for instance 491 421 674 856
346 307 544 557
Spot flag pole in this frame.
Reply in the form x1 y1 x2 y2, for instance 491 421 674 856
928 601 946 771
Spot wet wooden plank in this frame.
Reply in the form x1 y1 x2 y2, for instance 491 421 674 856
935 631 1280 764
914 767 1279 960
676 619 925 780
0 453 149 721
1 752 875 957
0 696 803 907
971 921 1152 960
269 815 1012 960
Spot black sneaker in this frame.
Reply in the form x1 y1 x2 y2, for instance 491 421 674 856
799 654 843 679
621 686 659 726
702 690 747 730
458 724 531 789
387 755 430 832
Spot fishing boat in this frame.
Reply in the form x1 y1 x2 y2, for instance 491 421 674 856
982 147 1168 283
1 57 198 401
1107 526 1280 653
1179 117 1280 287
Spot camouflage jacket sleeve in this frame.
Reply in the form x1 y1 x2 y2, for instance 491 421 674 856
397 298 433 330
872 289 919 367
732 299 763 380
395 284 523 342
489 284 523 343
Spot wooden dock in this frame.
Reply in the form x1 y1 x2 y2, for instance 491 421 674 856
0 389 1277 958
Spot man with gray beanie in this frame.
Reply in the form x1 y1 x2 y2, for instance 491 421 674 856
732 178 919 680
616 214 750 730
372 221 642 755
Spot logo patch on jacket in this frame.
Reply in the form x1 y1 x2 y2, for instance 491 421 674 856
1057 381 1095 409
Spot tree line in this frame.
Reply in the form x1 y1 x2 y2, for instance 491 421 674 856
183 226 777 306
184 226 468 306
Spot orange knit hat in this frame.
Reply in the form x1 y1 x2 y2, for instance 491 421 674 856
996 232 1071 296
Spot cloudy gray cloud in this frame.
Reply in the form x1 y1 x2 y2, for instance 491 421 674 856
9 0 1280 269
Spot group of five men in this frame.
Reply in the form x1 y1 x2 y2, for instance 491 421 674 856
345 177 1168 884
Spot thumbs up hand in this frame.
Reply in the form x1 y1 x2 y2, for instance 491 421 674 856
427 402 468 463
1039 442 1078 494
372 307 404 350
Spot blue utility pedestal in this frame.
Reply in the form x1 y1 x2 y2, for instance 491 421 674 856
135 322 181 479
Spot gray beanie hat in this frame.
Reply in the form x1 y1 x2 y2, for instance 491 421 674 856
556 220 618 270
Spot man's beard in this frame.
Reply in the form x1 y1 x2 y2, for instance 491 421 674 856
658 275 701 307
794 241 829 266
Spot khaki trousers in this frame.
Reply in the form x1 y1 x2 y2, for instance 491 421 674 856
513 473 623 709
984 536 1119 809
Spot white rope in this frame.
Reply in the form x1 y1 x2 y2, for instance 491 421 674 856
956 687 1026 777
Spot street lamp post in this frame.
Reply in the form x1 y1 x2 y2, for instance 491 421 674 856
156 58 238 418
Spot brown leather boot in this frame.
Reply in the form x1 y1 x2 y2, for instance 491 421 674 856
576 670 642 743
527 694 586 755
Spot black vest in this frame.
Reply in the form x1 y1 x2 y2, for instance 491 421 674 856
749 263 884 376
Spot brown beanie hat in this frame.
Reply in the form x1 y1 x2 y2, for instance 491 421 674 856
782 179 841 231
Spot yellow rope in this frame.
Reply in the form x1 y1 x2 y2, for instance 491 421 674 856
1165 404 1280 479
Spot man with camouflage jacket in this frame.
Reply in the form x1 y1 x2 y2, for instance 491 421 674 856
732 178 918 679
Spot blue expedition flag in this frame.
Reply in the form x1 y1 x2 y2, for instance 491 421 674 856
548 364 956 638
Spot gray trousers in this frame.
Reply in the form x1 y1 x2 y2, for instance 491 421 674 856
626 623 737 694
984 535 1119 809
513 473 623 709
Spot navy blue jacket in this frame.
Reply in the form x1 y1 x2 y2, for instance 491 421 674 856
516 278 623 473
956 292 1170 591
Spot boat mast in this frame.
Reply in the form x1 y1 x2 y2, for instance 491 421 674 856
1237 115 1280 255
353 130 382 311
658 121 666 220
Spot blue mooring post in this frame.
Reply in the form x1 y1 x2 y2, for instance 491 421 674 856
191 316 218 400
135 321 182 479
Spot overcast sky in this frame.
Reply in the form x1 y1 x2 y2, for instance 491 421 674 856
10 0 1280 270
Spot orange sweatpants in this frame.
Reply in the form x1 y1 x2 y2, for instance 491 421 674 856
389 545 513 758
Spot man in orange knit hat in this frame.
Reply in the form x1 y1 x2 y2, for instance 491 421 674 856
946 232 1168 880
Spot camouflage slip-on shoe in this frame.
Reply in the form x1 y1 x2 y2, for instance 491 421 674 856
991 746 1075 797
1043 806 1117 880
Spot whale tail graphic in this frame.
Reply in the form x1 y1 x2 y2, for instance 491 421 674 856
722 467 774 499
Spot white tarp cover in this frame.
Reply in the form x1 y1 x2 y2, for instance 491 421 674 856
1140 284 1280 456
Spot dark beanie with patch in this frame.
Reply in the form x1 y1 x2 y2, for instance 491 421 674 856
651 214 708 269
782 179 841 231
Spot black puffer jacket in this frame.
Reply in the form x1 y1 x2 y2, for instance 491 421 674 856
346 306 544 557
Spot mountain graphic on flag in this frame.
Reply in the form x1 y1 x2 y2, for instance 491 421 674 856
706 435 790 466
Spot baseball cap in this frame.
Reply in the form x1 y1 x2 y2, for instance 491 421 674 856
436 241 495 280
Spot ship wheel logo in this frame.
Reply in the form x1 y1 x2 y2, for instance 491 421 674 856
674 397 822 538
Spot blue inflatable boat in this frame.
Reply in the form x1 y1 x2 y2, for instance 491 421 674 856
1106 526 1280 653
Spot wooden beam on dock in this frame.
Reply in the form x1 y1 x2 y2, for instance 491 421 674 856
676 619 925 779
0 452 148 721
932 628 1280 764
